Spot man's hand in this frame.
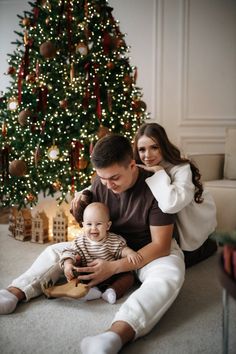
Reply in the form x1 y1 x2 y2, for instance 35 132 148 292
74 259 115 287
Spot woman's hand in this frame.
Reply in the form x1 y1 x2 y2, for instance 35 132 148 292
136 164 164 173
74 259 116 287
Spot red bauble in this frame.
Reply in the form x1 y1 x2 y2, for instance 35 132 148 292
107 61 115 70
59 99 68 109
9 159 27 177
7 66 16 75
40 41 57 59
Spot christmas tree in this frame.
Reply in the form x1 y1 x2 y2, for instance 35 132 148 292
0 0 149 209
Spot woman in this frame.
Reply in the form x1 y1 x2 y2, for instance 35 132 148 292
133 122 217 267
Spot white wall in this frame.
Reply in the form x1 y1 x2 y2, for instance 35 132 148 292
1 0 236 154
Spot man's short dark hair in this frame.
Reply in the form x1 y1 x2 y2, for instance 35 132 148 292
91 134 133 169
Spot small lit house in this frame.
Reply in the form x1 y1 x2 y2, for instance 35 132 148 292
8 207 19 238
31 211 49 244
52 209 68 243
15 208 32 241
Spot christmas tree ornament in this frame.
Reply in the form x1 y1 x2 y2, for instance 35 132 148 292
2 121 7 137
26 193 36 202
7 97 18 111
97 125 110 139
70 63 75 82
40 41 57 59
34 145 41 167
22 17 31 27
124 74 133 85
26 73 36 83
45 17 50 25
52 180 62 191
106 61 115 70
9 159 27 177
77 156 88 170
24 31 29 45
76 42 88 56
18 109 32 126
47 142 60 160
59 99 68 109
7 66 16 75
132 99 147 113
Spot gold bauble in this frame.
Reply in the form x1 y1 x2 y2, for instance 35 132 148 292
18 109 32 126
40 41 57 59
9 159 27 177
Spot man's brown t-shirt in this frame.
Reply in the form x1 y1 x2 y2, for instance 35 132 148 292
91 168 177 251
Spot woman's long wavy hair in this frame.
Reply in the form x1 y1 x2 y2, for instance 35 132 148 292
133 123 204 203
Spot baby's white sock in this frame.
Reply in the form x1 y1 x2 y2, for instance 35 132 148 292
82 287 102 301
0 289 18 315
80 331 122 354
102 288 116 304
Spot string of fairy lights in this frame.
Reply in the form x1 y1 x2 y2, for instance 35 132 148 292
0 0 149 209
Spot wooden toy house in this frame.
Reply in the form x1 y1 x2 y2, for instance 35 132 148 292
15 208 32 241
8 207 18 238
52 209 68 243
31 211 49 244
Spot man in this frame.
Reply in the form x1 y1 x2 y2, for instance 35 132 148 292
0 134 185 354
70 134 185 354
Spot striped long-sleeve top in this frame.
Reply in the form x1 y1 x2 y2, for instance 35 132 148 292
59 231 127 268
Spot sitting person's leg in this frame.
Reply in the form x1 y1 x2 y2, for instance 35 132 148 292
100 272 135 304
0 242 71 314
81 239 185 353
183 237 217 268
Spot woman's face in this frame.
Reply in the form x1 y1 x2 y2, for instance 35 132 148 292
137 135 163 166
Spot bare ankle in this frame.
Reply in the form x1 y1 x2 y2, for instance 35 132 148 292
110 321 135 345
7 287 26 301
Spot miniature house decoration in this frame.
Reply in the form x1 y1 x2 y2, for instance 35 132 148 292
15 208 32 241
52 209 68 243
8 207 19 238
31 211 49 244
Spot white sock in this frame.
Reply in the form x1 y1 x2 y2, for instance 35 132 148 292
0 289 18 315
80 331 122 354
81 287 102 301
102 288 116 304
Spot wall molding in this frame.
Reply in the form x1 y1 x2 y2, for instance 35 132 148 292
179 0 236 127
180 134 225 153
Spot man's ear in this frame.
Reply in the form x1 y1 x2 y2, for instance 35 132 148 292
130 159 136 170
107 221 112 230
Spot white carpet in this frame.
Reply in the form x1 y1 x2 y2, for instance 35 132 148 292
0 224 236 354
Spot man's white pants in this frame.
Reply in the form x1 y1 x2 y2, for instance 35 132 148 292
10 239 185 339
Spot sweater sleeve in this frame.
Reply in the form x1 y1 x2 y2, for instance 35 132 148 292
145 164 195 214
59 239 82 269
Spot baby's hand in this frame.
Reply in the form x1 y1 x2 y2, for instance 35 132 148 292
127 251 143 265
64 262 76 282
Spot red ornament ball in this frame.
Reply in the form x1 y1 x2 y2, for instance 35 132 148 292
9 159 27 177
7 66 16 75
40 41 57 59
59 99 68 109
